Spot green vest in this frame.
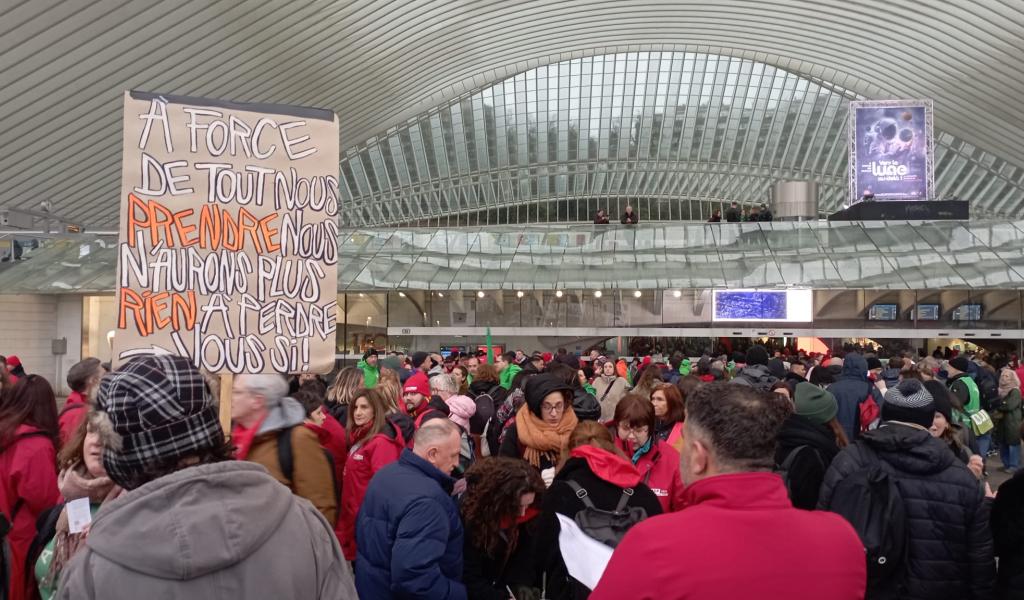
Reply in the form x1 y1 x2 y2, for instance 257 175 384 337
950 376 980 427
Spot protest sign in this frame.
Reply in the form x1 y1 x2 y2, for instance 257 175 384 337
848 99 934 202
113 91 339 374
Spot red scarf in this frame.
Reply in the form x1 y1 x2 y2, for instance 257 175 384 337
348 423 372 447
231 415 266 460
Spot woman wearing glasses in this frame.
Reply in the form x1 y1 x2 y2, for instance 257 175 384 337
499 374 578 486
612 394 686 512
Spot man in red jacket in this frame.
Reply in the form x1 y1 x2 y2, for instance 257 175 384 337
592 382 866 600
59 357 104 446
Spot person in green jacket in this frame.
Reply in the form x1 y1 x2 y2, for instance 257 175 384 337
357 348 380 388
995 368 1022 472
495 351 522 390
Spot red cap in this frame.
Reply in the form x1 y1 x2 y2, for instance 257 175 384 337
6 355 21 368
403 371 431 397
542 352 553 362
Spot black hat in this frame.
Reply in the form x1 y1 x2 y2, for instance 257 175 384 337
948 356 970 373
746 345 770 366
866 357 883 370
524 374 574 418
410 351 429 369
362 348 379 361
766 358 786 379
882 379 935 429
923 380 953 424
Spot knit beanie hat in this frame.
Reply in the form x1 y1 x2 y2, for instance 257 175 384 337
793 382 838 425
746 345 769 366
881 379 935 428
410 351 429 369
766 358 786 379
866 357 883 370
96 355 223 490
922 380 953 424
362 348 378 361
948 356 970 373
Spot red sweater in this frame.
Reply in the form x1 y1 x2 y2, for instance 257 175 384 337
591 472 866 600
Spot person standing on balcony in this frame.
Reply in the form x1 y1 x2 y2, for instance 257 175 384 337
621 205 639 225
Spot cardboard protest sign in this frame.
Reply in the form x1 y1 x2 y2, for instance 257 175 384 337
114 91 339 374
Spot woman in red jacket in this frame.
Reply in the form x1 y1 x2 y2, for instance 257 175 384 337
0 375 62 600
612 394 686 512
339 387 403 561
650 383 685 453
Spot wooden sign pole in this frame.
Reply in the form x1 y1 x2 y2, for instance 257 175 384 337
219 373 233 434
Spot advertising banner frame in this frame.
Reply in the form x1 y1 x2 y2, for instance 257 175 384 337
848 99 934 203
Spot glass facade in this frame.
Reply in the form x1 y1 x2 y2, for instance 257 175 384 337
339 51 1024 226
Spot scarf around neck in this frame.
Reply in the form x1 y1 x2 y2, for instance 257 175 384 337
514 403 578 467
45 463 122 586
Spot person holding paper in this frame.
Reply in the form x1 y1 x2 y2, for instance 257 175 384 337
536 421 662 600
591 383 865 600
34 412 123 600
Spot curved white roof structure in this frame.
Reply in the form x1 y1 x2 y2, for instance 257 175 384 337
1 1 1022 226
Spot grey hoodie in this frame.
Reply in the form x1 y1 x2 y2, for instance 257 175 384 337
57 461 357 599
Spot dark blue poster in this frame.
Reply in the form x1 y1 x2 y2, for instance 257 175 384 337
849 100 933 202
714 291 787 320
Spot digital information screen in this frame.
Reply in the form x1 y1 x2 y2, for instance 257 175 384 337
867 304 899 321
952 304 982 321
711 290 813 322
911 304 940 321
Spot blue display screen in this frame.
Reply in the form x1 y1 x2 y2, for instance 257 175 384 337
868 304 898 321
714 291 788 320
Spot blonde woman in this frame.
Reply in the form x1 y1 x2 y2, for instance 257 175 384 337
325 367 364 424
995 368 1022 473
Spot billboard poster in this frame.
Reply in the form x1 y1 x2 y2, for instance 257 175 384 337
114 91 340 374
848 99 934 202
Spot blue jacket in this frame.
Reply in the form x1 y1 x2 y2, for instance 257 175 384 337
355 449 467 600
826 354 883 442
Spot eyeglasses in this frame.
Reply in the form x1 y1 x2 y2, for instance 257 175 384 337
541 403 565 414
617 424 649 436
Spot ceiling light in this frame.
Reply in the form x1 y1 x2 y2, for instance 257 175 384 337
555 290 564 298
516 291 524 298
633 290 642 298
594 290 602 298
437 292 444 298
477 291 485 298
358 293 365 298
673 290 682 298
398 291 406 297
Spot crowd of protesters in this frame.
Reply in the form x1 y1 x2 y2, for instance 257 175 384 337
1 343 1023 599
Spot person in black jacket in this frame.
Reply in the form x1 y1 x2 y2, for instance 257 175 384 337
593 209 610 225
819 379 996 599
775 382 846 509
620 205 638 225
536 421 662 599
461 458 546 600
991 470 1024 599
724 201 741 222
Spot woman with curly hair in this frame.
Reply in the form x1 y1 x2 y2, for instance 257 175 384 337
461 457 545 600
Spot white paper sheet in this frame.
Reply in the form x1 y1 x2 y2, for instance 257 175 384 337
66 497 92 534
556 513 614 590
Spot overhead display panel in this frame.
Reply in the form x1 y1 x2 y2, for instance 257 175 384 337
711 289 813 322
848 99 935 202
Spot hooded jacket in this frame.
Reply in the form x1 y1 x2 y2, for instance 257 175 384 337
356 359 380 388
55 462 357 599
773 414 840 510
731 363 778 393
499 364 522 391
355 449 466 600
0 424 60 600
991 470 1024 599
536 447 662 600
498 375 574 471
818 424 996 599
340 418 404 560
826 354 884 441
591 472 865 600
240 397 337 525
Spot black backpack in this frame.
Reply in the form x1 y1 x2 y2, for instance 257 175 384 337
276 427 340 524
824 443 908 597
776 445 824 504
564 481 649 549
975 371 999 412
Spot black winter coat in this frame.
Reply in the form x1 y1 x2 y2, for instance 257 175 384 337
992 470 1024 600
462 518 540 600
536 457 663 600
774 414 840 510
819 424 996 600
497 425 558 472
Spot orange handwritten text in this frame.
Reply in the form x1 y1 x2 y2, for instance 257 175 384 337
118 288 197 337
